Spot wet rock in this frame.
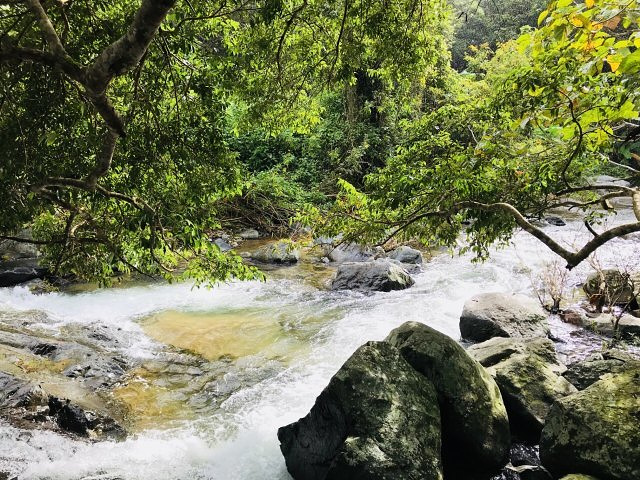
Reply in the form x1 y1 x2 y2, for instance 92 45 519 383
386 322 510 476
460 293 549 343
238 228 260 240
545 216 566 227
558 476 600 480
508 444 541 467
580 313 640 339
583 269 637 307
0 328 128 389
278 341 443 480
0 373 124 440
387 246 423 265
562 349 637 390
251 241 300 264
0 373 48 409
504 465 552 480
0 263 48 288
212 237 232 252
540 367 640 480
331 259 414 292
326 242 375 263
590 175 631 189
48 397 125 439
468 337 576 440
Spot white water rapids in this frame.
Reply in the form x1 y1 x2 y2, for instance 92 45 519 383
0 210 638 480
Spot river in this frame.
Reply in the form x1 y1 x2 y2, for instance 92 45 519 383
0 210 638 480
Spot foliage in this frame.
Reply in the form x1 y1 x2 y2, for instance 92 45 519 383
450 0 548 70
302 0 640 269
0 0 451 285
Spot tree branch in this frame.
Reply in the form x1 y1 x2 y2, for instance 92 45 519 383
24 0 65 56
84 0 177 94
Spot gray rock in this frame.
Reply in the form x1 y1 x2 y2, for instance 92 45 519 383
460 293 549 343
238 228 260 240
0 373 125 440
386 322 509 476
540 367 640 480
468 337 576 439
387 246 423 265
251 241 300 264
331 259 414 292
0 373 48 409
579 313 640 339
0 230 38 260
0 261 48 287
326 243 374 263
505 465 553 480
212 237 232 252
545 216 566 227
590 175 631 189
562 350 636 390
278 341 443 480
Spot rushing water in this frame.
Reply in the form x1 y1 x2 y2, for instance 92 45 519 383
0 210 639 480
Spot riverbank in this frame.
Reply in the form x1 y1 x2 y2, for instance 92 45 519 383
0 210 639 479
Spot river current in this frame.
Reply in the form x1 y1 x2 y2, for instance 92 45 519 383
0 210 638 479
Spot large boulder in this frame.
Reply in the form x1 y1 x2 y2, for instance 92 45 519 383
583 269 637 307
387 246 423 265
540 367 640 480
468 337 576 439
385 322 510 476
460 293 549 343
251 241 300 264
331 260 414 292
278 341 443 480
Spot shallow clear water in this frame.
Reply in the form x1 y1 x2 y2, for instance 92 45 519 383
0 210 638 480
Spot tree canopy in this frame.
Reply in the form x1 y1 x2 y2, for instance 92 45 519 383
1 0 639 285
304 0 640 269
0 0 450 284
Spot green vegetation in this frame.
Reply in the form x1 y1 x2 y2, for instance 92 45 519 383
1 0 639 285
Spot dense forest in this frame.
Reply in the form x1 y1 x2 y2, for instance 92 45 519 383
1 0 638 286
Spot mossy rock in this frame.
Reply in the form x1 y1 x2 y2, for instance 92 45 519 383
278 341 443 480
540 367 640 480
467 337 576 440
386 321 509 476
251 240 300 264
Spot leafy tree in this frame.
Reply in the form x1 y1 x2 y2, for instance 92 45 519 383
450 0 548 70
0 0 450 284
303 0 640 270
